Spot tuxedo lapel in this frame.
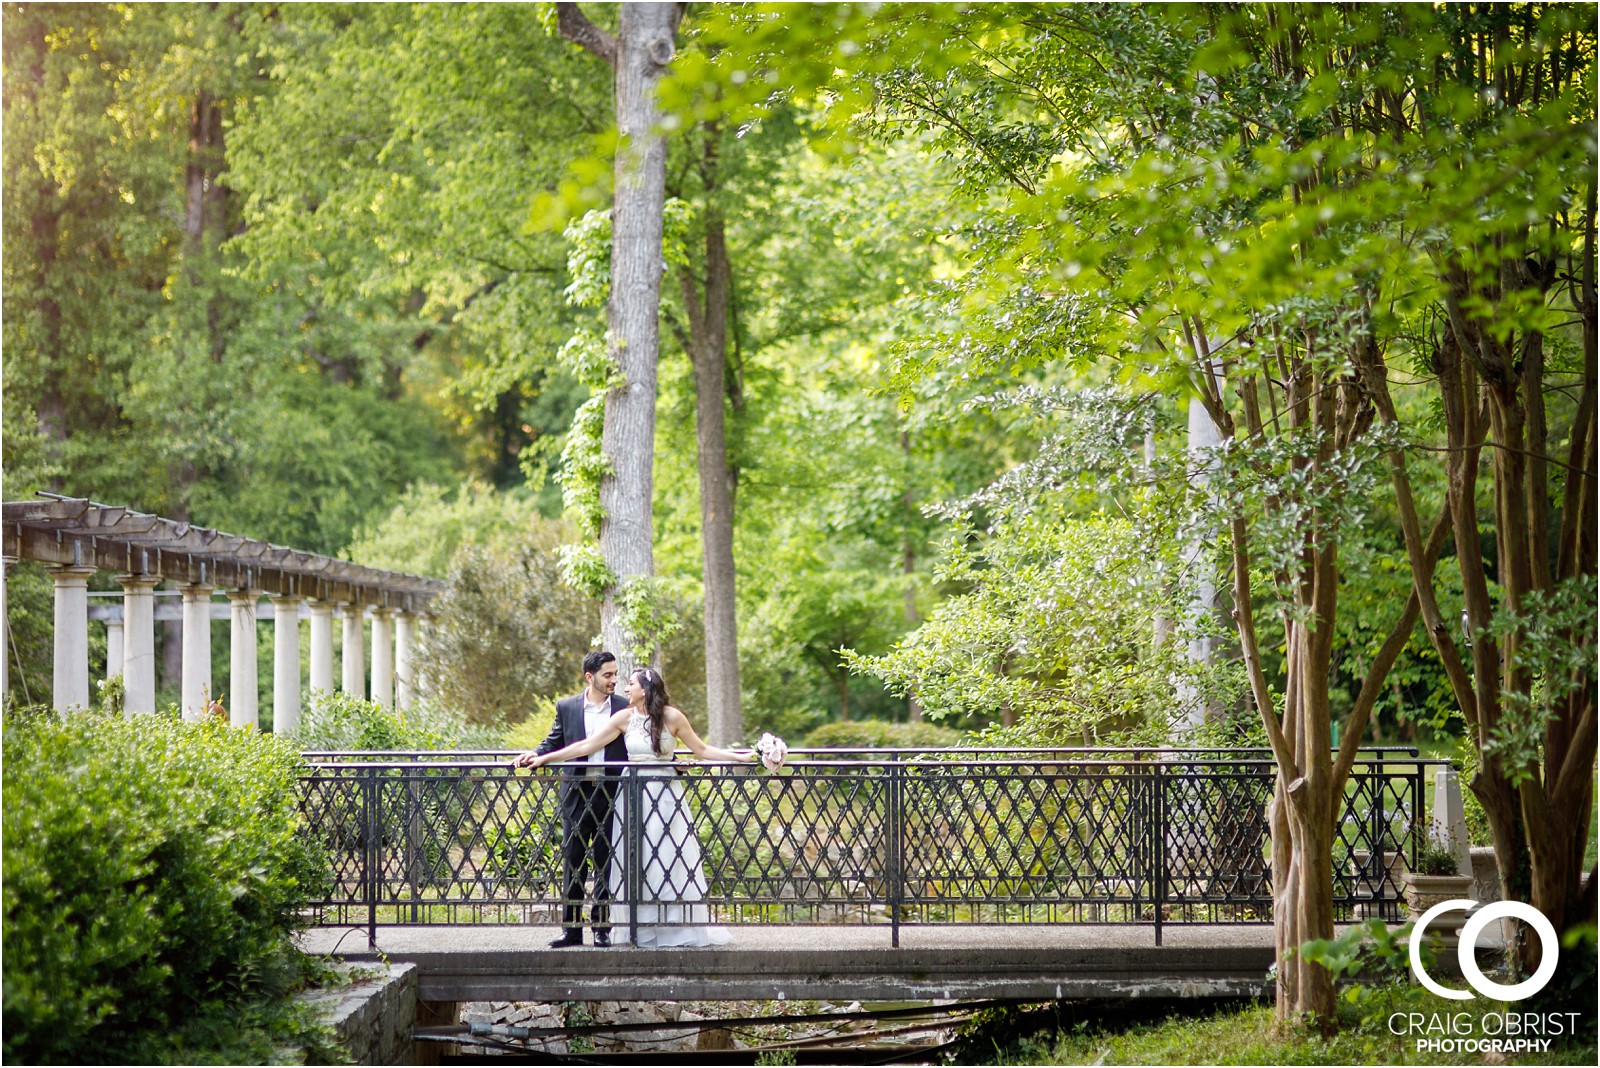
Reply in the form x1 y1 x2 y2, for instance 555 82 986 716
566 693 587 747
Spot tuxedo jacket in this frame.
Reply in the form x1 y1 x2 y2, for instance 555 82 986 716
536 692 630 815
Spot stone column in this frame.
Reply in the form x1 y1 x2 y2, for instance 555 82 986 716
51 566 96 712
307 599 336 697
1 557 11 703
340 603 366 700
370 607 394 708
1431 767 1473 877
105 618 125 680
271 594 302 735
395 610 417 711
414 615 433 698
229 589 262 730
179 582 215 721
119 575 159 714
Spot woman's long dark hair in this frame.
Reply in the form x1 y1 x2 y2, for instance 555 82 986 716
632 668 671 754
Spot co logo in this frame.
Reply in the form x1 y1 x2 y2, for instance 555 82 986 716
1409 899 1559 1001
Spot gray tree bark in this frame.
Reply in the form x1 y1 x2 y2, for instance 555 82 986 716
679 181 743 745
558 3 681 673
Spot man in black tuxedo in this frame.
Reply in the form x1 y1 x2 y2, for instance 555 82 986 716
513 650 629 947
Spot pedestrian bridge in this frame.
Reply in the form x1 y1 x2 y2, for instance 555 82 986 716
297 924 1276 1004
296 748 1445 1004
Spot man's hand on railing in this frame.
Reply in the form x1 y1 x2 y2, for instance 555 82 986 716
512 751 546 771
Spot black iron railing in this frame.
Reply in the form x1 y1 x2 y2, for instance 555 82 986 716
295 748 1445 946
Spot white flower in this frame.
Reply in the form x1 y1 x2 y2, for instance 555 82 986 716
754 732 788 772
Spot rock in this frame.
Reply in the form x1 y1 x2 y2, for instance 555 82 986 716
698 1027 737 1051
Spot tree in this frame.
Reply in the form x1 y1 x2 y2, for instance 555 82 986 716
1345 4 1597 973
847 390 1241 742
554 2 683 671
670 118 743 744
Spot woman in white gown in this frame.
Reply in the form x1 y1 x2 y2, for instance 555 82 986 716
520 667 755 946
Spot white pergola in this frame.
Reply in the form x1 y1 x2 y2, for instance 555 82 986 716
1 494 443 729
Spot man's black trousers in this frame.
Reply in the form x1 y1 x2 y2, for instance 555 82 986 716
561 779 617 936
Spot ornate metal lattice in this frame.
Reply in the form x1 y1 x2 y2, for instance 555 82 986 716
296 748 1441 945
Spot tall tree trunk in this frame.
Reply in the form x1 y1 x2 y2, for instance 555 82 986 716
559 2 682 671
681 194 743 744
172 85 228 510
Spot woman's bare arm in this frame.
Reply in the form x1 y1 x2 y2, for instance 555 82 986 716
665 707 754 764
513 709 629 768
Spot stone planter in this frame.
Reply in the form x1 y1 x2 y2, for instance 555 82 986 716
1404 872 1475 939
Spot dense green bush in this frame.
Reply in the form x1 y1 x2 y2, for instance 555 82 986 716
801 719 963 750
289 689 503 751
2 708 334 1064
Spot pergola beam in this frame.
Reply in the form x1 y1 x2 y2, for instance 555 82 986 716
3 498 441 613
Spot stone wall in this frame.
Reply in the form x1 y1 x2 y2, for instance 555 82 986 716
301 962 418 1066
459 1000 739 1055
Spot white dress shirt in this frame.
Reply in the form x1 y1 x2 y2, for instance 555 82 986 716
581 695 610 775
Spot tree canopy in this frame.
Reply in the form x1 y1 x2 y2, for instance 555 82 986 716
3 1 1593 1030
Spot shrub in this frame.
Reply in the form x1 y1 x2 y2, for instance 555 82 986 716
2 709 330 1063
289 690 503 751
801 719 963 750
419 522 600 728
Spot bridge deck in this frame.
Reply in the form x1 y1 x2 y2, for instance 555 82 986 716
297 925 1275 1003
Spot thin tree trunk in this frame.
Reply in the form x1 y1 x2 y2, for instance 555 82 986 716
901 431 922 722
25 16 66 486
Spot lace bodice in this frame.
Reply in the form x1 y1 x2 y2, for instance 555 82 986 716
623 711 675 763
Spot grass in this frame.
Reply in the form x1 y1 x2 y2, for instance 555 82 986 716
982 995 1595 1066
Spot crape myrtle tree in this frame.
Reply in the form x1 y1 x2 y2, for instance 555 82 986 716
688 1 1594 1026
1340 5 1597 973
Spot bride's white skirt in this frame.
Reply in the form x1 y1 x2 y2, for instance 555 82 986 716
610 768 731 947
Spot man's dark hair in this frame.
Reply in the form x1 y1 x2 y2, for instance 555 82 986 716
582 650 617 678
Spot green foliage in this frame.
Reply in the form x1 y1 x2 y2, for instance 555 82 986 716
557 542 615 599
801 719 961 750
1453 738 1494 847
2 709 330 1064
95 673 126 717
551 198 695 555
343 480 545 578
844 384 1239 743
2 562 55 710
289 690 500 752
613 576 690 663
1411 838 1462 877
419 521 601 727
989 993 1597 1066
1480 577 1599 786
848 512 1233 741
1299 919 1416 1031
2 3 463 555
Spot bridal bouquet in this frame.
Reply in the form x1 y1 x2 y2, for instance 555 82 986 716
755 732 788 772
